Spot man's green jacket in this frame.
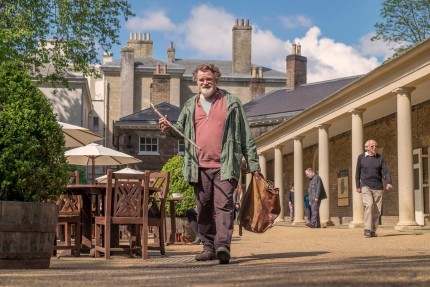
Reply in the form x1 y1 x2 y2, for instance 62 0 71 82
170 91 260 183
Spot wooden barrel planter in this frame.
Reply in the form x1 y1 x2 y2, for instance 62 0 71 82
0 201 59 269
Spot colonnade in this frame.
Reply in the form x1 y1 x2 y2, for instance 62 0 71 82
255 87 420 230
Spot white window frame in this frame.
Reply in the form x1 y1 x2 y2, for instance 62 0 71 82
138 137 159 155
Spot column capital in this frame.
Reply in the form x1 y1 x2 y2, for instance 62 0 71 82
348 108 366 115
258 152 266 157
392 87 416 95
274 145 284 150
293 135 305 141
317 123 331 130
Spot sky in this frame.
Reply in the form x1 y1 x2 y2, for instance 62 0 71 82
109 0 393 83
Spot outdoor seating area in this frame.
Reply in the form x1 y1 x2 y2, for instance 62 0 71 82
55 167 172 260
52 122 173 260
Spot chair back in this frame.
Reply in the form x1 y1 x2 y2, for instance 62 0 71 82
105 169 150 218
68 170 80 185
148 171 170 218
57 170 82 216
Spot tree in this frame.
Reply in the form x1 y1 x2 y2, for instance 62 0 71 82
0 63 70 202
372 0 430 58
161 155 195 217
0 0 134 84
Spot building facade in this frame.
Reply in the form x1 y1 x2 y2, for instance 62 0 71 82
255 38 430 228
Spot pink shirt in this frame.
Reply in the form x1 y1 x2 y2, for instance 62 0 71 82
194 90 227 168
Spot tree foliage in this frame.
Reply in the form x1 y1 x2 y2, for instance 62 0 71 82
161 155 195 217
0 0 134 84
0 63 70 202
372 0 430 58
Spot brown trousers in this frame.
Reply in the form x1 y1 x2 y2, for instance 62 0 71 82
193 168 236 253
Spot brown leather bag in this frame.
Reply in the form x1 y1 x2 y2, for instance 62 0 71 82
238 174 281 233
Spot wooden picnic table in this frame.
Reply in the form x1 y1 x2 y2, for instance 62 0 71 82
65 184 107 252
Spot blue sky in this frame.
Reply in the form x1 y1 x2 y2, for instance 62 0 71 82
109 0 392 83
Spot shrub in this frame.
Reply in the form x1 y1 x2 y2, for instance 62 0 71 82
161 155 195 217
0 63 69 202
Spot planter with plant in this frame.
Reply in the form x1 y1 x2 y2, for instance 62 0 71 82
0 64 69 269
161 155 198 241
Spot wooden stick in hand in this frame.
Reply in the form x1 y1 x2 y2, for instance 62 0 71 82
150 103 202 150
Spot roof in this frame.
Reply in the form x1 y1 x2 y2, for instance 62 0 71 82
117 102 181 126
102 56 286 80
244 75 362 119
174 59 286 79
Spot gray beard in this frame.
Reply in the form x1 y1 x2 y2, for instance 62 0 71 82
200 86 216 98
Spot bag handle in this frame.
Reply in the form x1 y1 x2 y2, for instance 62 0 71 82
252 172 279 195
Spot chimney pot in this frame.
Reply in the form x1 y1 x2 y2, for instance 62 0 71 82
258 67 263 78
251 66 257 78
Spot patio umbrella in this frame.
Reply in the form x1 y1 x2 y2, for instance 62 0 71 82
59 121 103 147
65 143 141 183
95 167 144 184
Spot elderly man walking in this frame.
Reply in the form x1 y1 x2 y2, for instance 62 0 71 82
355 139 393 238
159 63 260 264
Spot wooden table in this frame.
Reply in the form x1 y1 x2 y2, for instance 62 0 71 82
166 196 185 244
65 184 107 251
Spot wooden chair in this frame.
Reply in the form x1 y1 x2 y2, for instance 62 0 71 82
53 171 82 257
147 171 170 255
94 169 151 259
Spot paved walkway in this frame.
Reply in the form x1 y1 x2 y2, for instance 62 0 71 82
1 223 430 287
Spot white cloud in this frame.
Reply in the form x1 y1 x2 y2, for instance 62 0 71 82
356 32 395 61
252 27 287 69
292 27 381 82
178 4 235 59
279 15 313 29
126 9 175 31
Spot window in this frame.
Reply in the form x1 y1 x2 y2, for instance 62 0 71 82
139 137 158 155
93 117 99 130
178 139 185 155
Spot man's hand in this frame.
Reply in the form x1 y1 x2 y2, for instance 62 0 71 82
386 183 393 190
158 115 171 133
356 188 362 193
252 170 262 179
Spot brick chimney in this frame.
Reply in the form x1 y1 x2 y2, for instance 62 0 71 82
127 32 153 57
151 64 171 105
249 66 265 100
120 46 134 117
232 19 252 74
286 43 307 89
167 41 175 63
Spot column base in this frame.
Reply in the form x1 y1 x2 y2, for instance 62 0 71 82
348 221 364 228
321 220 334 228
292 221 307 227
394 221 422 231
275 216 285 222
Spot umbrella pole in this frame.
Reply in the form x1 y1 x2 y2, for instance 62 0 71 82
92 157 96 184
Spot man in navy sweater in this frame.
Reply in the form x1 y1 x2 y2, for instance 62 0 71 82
355 139 393 238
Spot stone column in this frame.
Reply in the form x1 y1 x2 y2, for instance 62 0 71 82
349 109 365 228
293 136 306 225
393 87 420 230
274 146 285 222
318 124 334 227
259 153 267 178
